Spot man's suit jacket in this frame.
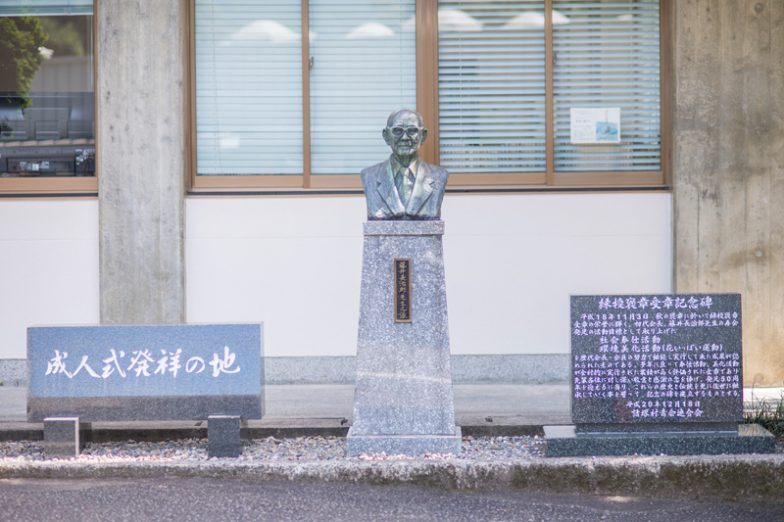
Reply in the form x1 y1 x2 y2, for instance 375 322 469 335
360 157 448 220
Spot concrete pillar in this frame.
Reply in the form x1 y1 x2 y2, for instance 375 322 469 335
672 1 784 385
97 0 187 323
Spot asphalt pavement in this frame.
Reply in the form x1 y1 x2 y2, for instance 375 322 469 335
1 477 783 522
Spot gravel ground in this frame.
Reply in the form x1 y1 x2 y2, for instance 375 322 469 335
1 435 781 463
0 435 547 463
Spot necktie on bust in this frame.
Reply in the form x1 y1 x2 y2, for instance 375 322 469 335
396 166 416 206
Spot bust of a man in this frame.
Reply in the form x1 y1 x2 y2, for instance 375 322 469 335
361 109 448 220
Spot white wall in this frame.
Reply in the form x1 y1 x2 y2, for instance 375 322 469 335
0 194 671 360
186 192 673 357
0 199 100 359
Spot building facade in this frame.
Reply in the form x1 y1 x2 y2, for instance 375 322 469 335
0 0 781 386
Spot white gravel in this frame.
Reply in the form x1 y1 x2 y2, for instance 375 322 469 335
2 435 781 466
0 436 546 463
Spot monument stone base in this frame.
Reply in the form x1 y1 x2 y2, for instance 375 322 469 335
544 423 775 457
43 417 90 459
208 415 242 458
348 428 463 456
347 220 461 456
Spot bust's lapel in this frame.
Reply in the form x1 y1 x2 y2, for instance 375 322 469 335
406 162 434 216
376 160 405 217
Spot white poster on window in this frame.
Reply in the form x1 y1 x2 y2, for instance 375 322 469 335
570 108 621 144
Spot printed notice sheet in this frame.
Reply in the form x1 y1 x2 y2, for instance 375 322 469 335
570 108 621 144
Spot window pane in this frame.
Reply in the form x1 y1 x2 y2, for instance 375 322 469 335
0 3 95 178
0 0 92 16
195 0 302 176
553 0 660 171
438 0 546 173
309 0 415 175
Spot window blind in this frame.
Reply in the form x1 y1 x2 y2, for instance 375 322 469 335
438 0 546 173
309 0 415 175
553 0 660 171
195 0 302 176
0 0 91 16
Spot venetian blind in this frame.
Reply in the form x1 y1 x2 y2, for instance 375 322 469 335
309 0 415 175
195 0 302 175
0 0 91 16
553 0 660 171
437 0 546 173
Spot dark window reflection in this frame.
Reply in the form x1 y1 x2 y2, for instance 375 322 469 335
0 14 95 177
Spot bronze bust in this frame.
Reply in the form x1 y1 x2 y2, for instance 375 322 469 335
361 109 448 220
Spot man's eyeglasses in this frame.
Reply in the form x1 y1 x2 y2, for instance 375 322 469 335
390 126 423 138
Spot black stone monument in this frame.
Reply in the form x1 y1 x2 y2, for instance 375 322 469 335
546 294 775 456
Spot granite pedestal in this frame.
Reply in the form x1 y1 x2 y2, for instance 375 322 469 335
44 417 89 459
347 220 461 456
545 424 775 456
208 415 242 458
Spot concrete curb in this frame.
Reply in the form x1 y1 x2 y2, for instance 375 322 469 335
1 455 783 502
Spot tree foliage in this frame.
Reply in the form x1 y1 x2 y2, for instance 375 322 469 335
40 16 88 57
0 17 47 108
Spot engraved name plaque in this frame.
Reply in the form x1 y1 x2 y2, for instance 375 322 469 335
394 258 412 323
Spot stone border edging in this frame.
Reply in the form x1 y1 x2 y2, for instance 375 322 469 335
1 456 783 501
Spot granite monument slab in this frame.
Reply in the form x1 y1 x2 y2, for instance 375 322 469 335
546 294 775 456
28 324 264 422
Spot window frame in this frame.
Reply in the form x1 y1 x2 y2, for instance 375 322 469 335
0 0 99 195
189 0 670 192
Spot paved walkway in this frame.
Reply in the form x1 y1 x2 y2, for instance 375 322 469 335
0 384 572 427
2 384 781 426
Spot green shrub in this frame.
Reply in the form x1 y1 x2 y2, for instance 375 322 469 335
745 395 784 438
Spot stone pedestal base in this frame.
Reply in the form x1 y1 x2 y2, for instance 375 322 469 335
348 427 462 456
44 417 89 459
544 423 775 456
347 221 460 456
208 415 242 458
